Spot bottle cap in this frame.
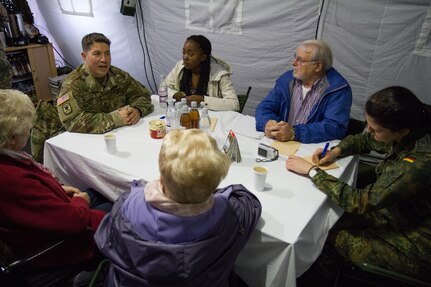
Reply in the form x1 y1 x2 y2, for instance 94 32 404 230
181 105 189 112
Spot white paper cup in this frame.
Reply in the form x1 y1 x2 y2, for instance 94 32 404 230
253 165 268 192
104 133 117 154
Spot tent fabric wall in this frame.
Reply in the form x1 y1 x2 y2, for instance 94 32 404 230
28 0 431 119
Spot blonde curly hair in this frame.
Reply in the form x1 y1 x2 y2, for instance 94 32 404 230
0 89 35 148
159 129 231 204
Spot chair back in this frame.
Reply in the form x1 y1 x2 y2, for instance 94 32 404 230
238 86 252 113
0 239 25 287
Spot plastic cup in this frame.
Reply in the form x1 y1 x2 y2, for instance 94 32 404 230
104 133 117 154
253 165 268 192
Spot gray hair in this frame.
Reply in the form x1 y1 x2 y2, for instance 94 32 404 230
0 90 35 149
301 39 333 71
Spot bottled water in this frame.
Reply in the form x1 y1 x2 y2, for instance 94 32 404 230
174 101 182 129
200 107 211 134
180 97 187 109
166 99 175 130
158 74 168 108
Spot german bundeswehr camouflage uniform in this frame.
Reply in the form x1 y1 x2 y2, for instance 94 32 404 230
312 131 431 281
56 64 154 133
0 46 12 89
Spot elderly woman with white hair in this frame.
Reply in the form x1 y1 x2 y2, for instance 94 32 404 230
95 129 262 287
0 89 109 285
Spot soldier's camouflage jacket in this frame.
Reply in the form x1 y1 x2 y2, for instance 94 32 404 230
56 64 154 133
312 130 431 280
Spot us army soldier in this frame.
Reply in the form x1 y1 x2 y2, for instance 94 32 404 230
57 33 153 133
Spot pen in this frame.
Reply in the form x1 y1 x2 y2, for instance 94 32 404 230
320 142 329 158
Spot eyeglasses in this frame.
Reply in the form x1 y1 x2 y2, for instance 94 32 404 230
293 54 319 66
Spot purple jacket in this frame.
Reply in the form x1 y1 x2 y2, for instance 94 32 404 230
94 182 261 287
255 68 352 143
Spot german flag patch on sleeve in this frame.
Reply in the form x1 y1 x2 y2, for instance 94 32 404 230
403 156 416 163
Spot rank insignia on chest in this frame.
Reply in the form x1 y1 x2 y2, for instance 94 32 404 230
62 103 72 115
403 156 416 163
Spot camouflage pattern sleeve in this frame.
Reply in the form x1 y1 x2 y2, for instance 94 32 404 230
337 133 390 158
122 75 154 117
57 89 124 134
56 67 126 134
311 139 431 215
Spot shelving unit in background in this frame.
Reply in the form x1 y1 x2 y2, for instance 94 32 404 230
5 43 57 104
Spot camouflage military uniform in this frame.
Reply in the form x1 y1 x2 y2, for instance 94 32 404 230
0 46 12 89
31 100 66 163
312 131 431 281
57 64 153 133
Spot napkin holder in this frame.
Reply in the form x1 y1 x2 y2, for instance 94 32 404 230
222 130 242 162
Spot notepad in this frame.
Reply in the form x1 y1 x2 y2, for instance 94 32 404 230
271 140 301 156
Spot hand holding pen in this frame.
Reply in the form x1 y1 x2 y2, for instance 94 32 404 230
312 143 341 165
320 142 329 159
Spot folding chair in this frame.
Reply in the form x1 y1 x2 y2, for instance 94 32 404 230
238 86 252 113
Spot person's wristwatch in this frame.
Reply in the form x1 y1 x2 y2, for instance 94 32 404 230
308 166 321 178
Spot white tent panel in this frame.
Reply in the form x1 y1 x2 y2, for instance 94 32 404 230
28 0 431 119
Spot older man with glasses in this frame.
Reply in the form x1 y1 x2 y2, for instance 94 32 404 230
255 39 352 143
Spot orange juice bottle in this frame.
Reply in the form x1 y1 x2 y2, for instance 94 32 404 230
189 101 200 129
180 105 191 129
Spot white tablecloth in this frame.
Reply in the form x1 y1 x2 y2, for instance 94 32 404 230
44 99 357 287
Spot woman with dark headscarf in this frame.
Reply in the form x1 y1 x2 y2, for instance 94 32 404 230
287 86 431 283
165 35 240 111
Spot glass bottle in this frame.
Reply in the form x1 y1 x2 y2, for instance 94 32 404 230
189 101 200 129
180 105 191 129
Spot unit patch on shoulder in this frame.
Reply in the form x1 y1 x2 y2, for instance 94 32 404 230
62 103 72 115
57 94 70 106
403 156 416 163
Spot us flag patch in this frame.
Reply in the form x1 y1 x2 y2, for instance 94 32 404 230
57 94 70 105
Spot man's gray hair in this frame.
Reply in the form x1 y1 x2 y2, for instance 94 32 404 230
301 39 333 71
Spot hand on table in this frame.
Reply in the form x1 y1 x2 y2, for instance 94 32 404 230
118 106 140 125
187 95 204 105
173 91 186 102
285 155 314 175
311 146 341 165
265 120 293 142
286 146 342 175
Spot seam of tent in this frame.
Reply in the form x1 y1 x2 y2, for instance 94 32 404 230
413 2 431 57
